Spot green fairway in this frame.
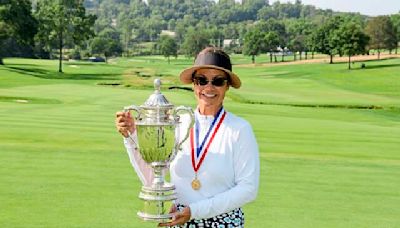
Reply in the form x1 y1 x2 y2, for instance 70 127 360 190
1 56 399 227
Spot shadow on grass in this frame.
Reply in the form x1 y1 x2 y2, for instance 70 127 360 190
228 92 399 110
2 63 39 67
259 71 312 79
4 65 120 80
169 86 193 92
64 62 132 70
346 58 400 70
357 63 400 70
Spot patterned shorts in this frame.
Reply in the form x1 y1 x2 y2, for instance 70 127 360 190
171 204 244 228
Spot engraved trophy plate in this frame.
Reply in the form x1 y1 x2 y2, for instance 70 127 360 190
124 79 194 222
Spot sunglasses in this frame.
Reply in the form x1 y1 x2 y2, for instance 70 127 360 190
192 75 229 87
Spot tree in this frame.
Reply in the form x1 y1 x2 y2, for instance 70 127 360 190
143 15 166 41
390 14 400 54
242 0 269 21
0 0 37 65
288 35 305 61
90 28 123 62
35 0 96 72
90 37 122 63
332 21 369 69
286 19 314 61
263 31 280 63
243 27 264 63
365 16 397 59
311 16 344 64
257 5 278 20
255 19 286 62
158 35 177 64
181 27 210 58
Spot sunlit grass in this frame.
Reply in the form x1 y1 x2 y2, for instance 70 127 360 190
1 56 399 227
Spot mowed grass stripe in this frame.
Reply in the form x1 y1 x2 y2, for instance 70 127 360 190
0 118 115 137
250 158 399 228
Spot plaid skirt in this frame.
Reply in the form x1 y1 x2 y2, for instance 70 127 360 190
171 204 244 228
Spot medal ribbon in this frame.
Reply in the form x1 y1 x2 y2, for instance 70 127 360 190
195 107 224 158
190 108 226 172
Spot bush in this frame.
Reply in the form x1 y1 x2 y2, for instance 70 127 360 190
80 50 91 59
69 49 81 60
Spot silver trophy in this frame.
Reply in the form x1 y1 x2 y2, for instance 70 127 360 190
124 79 194 222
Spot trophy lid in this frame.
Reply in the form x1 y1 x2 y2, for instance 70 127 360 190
142 79 173 109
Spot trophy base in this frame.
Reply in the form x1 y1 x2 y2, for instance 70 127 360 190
138 183 177 222
137 211 173 222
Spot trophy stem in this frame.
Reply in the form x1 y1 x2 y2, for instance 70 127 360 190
151 162 167 188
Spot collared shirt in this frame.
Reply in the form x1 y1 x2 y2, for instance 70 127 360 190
123 109 260 220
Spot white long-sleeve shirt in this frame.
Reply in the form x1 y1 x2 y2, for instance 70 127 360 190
123 109 260 220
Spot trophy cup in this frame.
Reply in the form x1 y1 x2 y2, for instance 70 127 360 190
124 79 194 222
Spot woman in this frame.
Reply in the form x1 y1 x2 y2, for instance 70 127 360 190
116 47 259 227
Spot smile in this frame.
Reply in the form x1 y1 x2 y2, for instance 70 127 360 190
202 93 217 98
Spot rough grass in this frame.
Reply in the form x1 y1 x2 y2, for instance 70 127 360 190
0 56 399 227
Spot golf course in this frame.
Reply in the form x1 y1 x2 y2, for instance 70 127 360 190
1 55 399 227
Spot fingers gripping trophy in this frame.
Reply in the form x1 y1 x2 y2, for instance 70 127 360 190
123 79 194 222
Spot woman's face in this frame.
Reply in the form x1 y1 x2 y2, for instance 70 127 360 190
192 68 229 114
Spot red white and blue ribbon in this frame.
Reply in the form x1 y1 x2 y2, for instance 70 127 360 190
190 107 226 173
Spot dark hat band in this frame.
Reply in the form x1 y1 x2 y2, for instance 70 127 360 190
194 52 232 71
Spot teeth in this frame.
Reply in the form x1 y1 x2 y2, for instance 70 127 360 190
202 93 216 98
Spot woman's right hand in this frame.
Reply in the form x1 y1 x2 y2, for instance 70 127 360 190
115 111 135 137
158 206 191 227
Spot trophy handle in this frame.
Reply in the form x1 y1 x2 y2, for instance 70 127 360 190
173 106 194 152
123 105 141 119
123 105 141 143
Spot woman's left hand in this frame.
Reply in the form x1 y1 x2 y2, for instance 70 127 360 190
158 206 191 227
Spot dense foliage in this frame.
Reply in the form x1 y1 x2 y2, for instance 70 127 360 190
82 0 399 65
0 0 37 64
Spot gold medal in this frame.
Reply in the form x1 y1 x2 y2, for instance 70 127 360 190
191 178 201 190
190 109 226 192
191 173 201 190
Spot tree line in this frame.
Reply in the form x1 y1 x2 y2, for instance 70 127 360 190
1 0 400 71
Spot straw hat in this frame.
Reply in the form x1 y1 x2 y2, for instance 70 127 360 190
179 47 241 89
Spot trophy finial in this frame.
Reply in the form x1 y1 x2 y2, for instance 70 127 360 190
143 78 172 107
154 78 161 92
